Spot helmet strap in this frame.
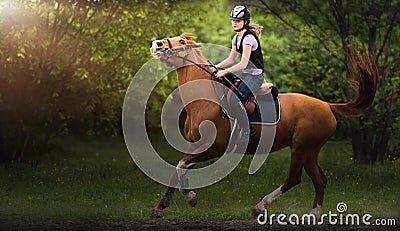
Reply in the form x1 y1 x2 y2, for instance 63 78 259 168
234 27 244 32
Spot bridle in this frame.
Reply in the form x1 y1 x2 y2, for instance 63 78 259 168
157 37 217 78
156 37 245 100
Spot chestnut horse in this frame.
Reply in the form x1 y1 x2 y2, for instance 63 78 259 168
149 33 379 218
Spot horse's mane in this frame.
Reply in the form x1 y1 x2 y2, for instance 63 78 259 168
180 32 197 44
180 32 206 62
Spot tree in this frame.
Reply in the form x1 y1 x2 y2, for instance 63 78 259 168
256 0 400 163
0 0 208 162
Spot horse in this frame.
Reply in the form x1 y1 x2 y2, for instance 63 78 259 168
148 32 379 219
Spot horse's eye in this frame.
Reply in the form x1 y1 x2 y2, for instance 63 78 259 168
179 40 185 45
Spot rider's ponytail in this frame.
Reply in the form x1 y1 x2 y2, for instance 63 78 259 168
245 22 263 38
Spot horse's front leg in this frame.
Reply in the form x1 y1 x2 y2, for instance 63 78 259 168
150 173 178 218
150 160 199 218
150 143 207 218
176 159 198 207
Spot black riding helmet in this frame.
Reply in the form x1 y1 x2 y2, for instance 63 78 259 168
229 6 250 32
229 5 250 20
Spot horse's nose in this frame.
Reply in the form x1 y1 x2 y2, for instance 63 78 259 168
150 40 165 55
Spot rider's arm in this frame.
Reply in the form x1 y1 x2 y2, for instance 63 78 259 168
215 43 238 69
217 44 251 77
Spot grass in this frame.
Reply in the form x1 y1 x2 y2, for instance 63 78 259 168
0 135 399 222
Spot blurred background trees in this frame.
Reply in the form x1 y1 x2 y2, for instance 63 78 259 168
0 0 399 164
0 0 207 161
253 0 400 164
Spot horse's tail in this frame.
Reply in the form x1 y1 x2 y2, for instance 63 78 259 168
329 47 379 117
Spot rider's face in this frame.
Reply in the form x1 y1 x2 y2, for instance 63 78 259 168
231 19 244 30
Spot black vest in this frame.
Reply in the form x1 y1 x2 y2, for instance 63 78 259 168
235 30 264 71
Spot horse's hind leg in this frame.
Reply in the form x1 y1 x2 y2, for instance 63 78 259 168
252 150 306 217
304 155 327 218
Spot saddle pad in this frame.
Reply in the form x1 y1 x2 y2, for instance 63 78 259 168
249 94 280 125
221 93 280 126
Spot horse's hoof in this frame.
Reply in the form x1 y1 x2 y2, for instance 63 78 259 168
251 208 264 218
188 195 198 207
185 191 198 207
150 208 164 219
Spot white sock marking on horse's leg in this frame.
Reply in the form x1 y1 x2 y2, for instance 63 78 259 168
176 161 197 195
176 161 197 206
176 160 188 177
310 204 322 218
255 185 283 211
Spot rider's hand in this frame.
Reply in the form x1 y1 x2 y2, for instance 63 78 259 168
210 67 217 74
216 70 228 78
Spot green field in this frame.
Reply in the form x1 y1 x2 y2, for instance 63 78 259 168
0 135 399 222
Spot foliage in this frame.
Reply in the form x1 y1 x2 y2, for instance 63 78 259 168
0 0 207 161
0 0 399 163
252 0 400 163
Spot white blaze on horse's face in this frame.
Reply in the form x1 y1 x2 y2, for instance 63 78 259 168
150 40 168 58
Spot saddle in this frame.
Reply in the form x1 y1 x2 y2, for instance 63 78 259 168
220 74 280 125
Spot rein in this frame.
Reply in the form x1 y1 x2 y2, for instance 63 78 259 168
159 39 245 99
160 40 216 78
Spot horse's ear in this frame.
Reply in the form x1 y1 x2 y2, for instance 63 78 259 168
180 32 196 43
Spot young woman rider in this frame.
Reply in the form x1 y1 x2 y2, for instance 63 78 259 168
213 5 265 143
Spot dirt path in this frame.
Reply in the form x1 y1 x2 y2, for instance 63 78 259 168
1 220 398 231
